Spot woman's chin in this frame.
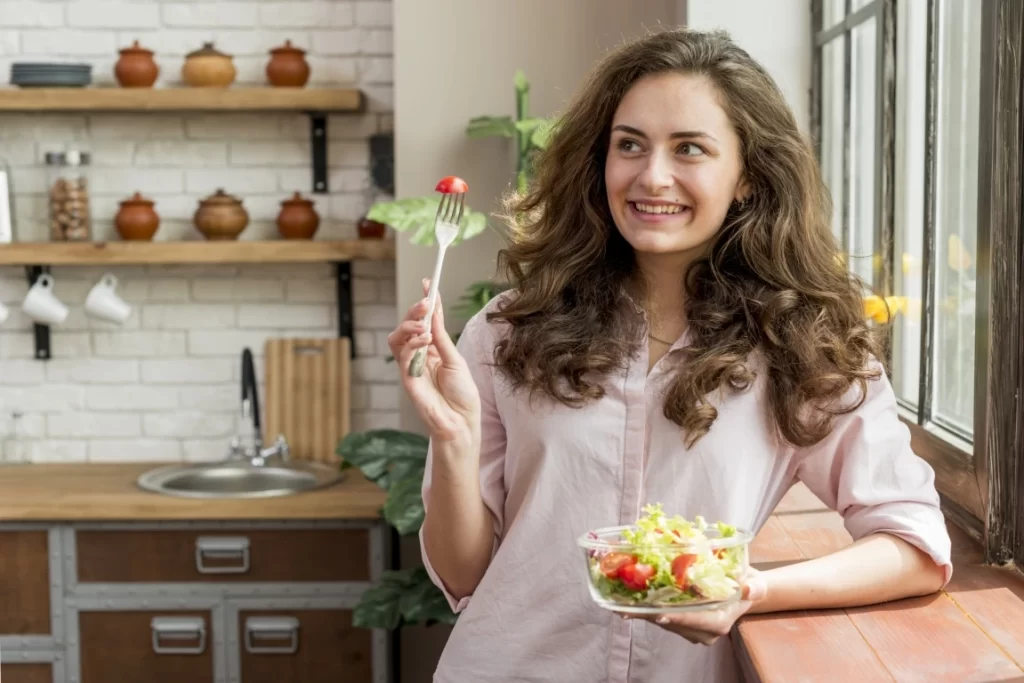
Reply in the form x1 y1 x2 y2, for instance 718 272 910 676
626 231 710 256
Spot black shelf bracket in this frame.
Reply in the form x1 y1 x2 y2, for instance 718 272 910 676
335 261 354 358
24 265 51 360
310 113 328 194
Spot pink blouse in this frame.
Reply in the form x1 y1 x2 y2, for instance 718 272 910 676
420 296 952 683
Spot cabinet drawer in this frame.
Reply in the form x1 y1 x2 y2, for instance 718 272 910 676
79 610 214 683
238 609 372 683
1 663 53 683
75 528 370 583
0 531 51 635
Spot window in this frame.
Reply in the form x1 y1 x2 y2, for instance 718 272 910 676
812 0 1024 566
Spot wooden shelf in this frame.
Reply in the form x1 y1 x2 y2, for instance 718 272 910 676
0 87 365 112
0 239 395 266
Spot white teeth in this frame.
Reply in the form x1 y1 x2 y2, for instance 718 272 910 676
633 202 684 215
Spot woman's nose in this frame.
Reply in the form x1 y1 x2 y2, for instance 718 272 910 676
637 152 674 192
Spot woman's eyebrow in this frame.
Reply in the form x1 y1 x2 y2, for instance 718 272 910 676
611 124 718 143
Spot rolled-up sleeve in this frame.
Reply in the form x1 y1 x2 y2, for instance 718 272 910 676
419 310 507 613
793 362 953 586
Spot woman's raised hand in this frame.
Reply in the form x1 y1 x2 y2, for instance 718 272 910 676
388 279 482 444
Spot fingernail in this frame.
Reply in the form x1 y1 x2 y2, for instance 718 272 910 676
746 580 766 602
656 616 670 625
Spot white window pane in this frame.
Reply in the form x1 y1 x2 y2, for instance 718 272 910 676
824 0 846 29
891 0 929 407
821 37 845 242
848 18 876 286
932 0 981 436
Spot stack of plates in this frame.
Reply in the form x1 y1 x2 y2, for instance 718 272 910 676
10 62 92 88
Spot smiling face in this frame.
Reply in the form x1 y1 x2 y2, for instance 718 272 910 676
604 71 748 266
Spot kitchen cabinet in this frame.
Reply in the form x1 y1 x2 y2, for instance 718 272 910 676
0 520 388 683
0 530 52 636
235 608 372 683
2 663 56 683
78 611 215 683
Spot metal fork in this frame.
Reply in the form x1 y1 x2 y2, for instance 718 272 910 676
408 191 465 377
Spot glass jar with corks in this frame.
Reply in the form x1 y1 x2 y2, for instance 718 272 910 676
45 150 92 242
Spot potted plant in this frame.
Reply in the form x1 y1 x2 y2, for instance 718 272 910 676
339 70 552 630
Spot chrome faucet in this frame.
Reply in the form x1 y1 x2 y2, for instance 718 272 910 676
229 347 290 467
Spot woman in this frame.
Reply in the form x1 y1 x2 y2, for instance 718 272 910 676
390 28 951 683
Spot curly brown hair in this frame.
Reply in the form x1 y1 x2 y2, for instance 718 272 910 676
487 27 884 449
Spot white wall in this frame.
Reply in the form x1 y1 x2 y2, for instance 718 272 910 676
0 0 398 462
686 0 812 133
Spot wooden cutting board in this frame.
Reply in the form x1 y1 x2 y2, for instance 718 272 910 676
262 337 351 465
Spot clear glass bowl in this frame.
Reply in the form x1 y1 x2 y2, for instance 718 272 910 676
577 523 754 614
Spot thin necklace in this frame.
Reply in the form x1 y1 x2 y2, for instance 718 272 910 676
648 333 675 345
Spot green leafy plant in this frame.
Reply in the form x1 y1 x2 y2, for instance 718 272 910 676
466 69 554 193
338 430 459 628
343 71 553 632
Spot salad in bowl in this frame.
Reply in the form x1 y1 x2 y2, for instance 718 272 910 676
577 503 753 614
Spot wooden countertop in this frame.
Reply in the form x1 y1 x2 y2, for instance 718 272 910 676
737 484 1024 682
0 463 387 521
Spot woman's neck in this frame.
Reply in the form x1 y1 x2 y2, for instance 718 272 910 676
633 251 692 338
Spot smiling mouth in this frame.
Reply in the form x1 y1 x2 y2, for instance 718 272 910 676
629 201 687 215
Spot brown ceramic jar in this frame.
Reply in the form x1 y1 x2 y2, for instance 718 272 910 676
182 42 236 88
357 217 388 239
115 40 159 88
194 189 248 240
266 40 310 87
276 192 320 239
115 192 160 240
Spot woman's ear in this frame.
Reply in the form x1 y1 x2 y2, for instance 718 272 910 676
735 177 751 204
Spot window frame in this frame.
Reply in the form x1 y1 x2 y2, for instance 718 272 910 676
810 0 1024 565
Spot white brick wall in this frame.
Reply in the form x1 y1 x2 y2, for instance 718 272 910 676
0 0 398 464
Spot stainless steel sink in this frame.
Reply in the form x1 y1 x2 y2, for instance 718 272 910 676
137 459 345 499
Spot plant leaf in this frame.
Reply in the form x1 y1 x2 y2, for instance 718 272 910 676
352 568 459 630
337 429 429 491
452 280 508 319
459 209 488 242
531 118 555 150
352 570 408 629
382 472 426 535
367 197 491 247
465 115 516 139
399 567 459 626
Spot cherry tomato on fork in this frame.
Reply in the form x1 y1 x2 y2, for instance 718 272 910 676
435 175 469 194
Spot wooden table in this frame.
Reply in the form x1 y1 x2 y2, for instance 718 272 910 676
737 484 1024 682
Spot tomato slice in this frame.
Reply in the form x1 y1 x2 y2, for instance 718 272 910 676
671 553 697 589
435 175 469 194
599 552 636 579
619 562 655 591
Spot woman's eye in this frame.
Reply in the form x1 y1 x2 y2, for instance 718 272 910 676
678 142 705 157
617 139 642 153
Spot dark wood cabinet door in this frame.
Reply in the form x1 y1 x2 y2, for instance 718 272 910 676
239 609 372 683
0 531 51 635
76 528 369 583
1 663 52 683
79 610 214 683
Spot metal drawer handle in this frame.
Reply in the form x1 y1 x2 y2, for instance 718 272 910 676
244 616 300 655
195 535 250 574
151 616 206 655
